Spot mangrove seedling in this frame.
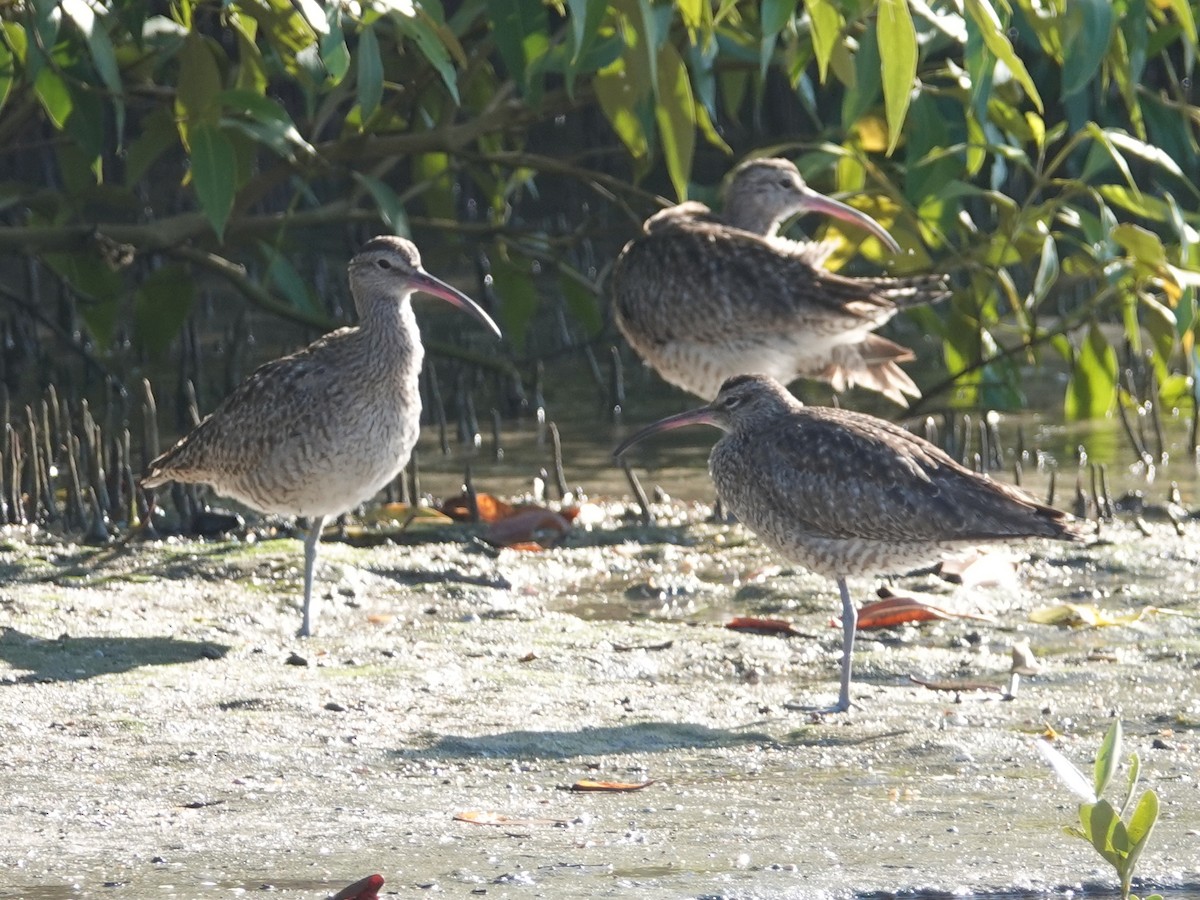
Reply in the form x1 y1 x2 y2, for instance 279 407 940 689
1037 720 1161 900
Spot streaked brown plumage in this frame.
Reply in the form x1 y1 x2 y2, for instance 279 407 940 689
611 158 949 406
614 374 1088 712
143 236 501 637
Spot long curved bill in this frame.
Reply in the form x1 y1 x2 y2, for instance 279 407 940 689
412 269 503 338
796 186 901 253
613 406 720 459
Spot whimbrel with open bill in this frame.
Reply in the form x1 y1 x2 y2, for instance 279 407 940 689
615 374 1088 712
143 236 502 637
611 158 949 406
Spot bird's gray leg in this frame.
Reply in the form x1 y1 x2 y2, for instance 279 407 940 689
832 576 857 713
784 576 857 714
299 516 327 637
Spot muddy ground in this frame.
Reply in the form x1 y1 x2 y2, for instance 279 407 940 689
0 501 1198 899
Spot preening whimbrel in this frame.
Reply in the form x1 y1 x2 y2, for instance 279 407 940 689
615 374 1088 713
143 236 502 637
611 158 949 406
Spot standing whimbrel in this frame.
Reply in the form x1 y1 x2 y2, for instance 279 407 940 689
614 375 1088 712
143 236 502 637
611 158 949 405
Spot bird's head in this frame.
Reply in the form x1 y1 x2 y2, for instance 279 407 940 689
613 374 799 458
724 157 900 252
349 236 501 337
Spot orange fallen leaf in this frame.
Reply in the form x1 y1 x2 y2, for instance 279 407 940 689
365 613 394 626
439 492 515 523
726 616 801 636
852 589 997 630
482 507 572 549
330 873 385 900
453 810 572 827
570 779 654 792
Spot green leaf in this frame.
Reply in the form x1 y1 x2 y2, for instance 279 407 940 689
1163 0 1197 44
762 0 796 37
33 68 73 129
135 264 196 359
1094 719 1123 800
1126 789 1159 854
189 123 236 240
260 242 320 315
1061 0 1114 97
1085 123 1138 194
877 0 916 155
595 55 650 163
321 4 351 82
218 89 315 161
352 172 411 236
1104 129 1186 179
394 11 462 104
841 16 880 127
61 0 125 139
567 0 602 60
561 271 602 337
492 0 548 93
357 23 383 121
803 0 842 83
963 0 1044 112
125 107 179 186
1064 323 1118 420
489 252 538 352
175 30 223 142
1112 223 1167 268
44 250 122 345
1029 232 1059 308
1086 800 1123 867
653 42 695 202
0 39 12 114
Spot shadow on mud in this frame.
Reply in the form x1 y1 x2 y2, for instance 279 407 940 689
0 628 228 683
391 721 780 759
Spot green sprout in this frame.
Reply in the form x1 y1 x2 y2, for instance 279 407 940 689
1037 721 1162 900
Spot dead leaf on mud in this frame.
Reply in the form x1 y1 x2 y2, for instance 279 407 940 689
1029 602 1185 628
438 492 515 523
569 779 654 792
364 503 453 526
909 674 1005 695
329 873 384 900
453 810 572 827
725 616 801 636
481 506 574 549
854 589 997 630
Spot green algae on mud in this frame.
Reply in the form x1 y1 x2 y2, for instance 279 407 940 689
0 505 1198 899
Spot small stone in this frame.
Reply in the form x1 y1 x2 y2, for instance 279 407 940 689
285 652 309 667
1151 738 1174 750
324 701 346 712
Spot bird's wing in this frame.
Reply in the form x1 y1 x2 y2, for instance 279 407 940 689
611 219 933 344
144 329 357 480
728 407 1072 543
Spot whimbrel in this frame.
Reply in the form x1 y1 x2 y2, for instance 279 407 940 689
611 158 949 406
143 236 501 637
614 375 1087 712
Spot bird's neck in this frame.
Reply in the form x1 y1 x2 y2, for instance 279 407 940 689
359 293 421 356
722 200 788 237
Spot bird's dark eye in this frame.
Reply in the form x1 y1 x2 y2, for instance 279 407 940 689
722 394 743 409
377 259 392 270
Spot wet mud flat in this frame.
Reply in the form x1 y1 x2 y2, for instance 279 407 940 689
0 508 1198 899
